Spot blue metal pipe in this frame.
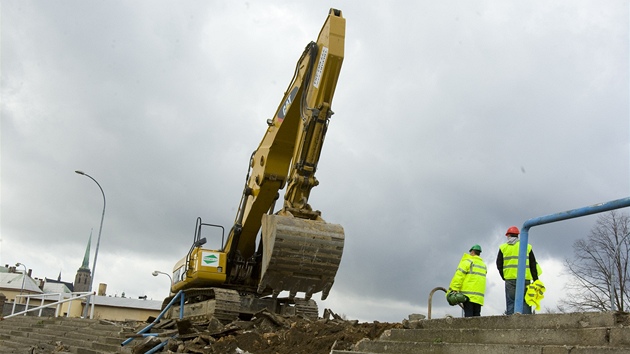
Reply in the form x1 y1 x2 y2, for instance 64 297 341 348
145 339 170 354
514 197 630 314
180 290 185 319
121 290 184 346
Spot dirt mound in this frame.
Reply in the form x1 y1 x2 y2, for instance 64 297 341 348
129 310 402 354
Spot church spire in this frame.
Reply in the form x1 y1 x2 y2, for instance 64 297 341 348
74 230 93 293
79 229 92 270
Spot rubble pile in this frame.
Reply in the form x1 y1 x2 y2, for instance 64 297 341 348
128 309 401 354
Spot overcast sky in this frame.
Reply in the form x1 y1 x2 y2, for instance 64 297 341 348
1 1 628 322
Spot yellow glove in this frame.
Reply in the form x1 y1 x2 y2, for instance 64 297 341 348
525 280 546 311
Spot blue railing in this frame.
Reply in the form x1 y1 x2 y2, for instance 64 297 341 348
121 290 185 350
514 196 630 313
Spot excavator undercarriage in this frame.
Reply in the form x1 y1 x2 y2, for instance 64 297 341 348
163 288 320 323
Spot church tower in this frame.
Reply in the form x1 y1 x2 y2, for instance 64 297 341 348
74 230 92 292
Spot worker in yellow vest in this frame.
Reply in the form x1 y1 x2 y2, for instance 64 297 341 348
447 244 487 317
496 226 542 315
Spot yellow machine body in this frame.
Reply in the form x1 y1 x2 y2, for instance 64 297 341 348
172 248 227 291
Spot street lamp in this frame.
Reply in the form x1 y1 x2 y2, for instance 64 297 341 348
75 170 106 318
152 270 173 295
15 263 27 297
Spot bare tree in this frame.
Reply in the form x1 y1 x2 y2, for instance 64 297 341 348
560 211 630 312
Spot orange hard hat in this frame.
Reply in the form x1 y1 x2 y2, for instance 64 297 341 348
506 226 520 235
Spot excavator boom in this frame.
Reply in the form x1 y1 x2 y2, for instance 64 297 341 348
225 8 346 301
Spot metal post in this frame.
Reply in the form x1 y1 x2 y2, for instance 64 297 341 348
180 292 185 319
75 170 106 318
15 263 27 296
152 270 173 296
427 287 448 319
515 197 630 313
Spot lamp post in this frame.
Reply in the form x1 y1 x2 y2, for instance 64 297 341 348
152 270 173 296
15 263 27 297
610 232 630 311
75 170 106 318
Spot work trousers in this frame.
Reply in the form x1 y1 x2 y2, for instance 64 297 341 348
462 301 481 317
505 279 532 315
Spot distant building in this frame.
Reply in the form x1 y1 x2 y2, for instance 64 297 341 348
0 233 162 321
88 294 162 321
0 265 44 302
74 232 92 293
43 277 74 294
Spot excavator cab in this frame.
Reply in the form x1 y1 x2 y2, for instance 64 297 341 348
171 218 227 293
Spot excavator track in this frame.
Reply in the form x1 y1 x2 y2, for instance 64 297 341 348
165 288 320 323
212 288 242 323
165 288 241 323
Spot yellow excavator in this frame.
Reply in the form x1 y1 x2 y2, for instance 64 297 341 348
165 8 346 322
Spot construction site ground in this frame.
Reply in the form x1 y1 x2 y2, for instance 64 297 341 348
3 310 630 353
132 309 402 354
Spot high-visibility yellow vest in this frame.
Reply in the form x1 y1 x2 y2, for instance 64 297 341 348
448 253 487 305
500 241 533 280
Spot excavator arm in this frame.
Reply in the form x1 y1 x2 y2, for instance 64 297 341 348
224 9 346 300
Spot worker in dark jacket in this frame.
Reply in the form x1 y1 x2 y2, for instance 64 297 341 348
496 226 542 315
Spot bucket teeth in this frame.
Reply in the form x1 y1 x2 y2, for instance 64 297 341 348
259 214 344 300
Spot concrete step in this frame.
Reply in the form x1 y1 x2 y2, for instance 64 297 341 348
382 327 630 347
66 331 125 345
0 338 58 354
332 312 630 354
0 338 31 353
25 325 126 344
0 332 103 354
0 316 134 354
28 331 123 352
332 342 630 354
406 312 629 330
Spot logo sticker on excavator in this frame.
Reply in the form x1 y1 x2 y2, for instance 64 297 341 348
277 86 298 122
201 251 220 267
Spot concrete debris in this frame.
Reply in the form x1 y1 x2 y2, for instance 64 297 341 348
127 308 400 354
402 313 428 329
132 336 162 354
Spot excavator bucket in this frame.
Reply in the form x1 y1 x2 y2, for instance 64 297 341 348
258 214 344 300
